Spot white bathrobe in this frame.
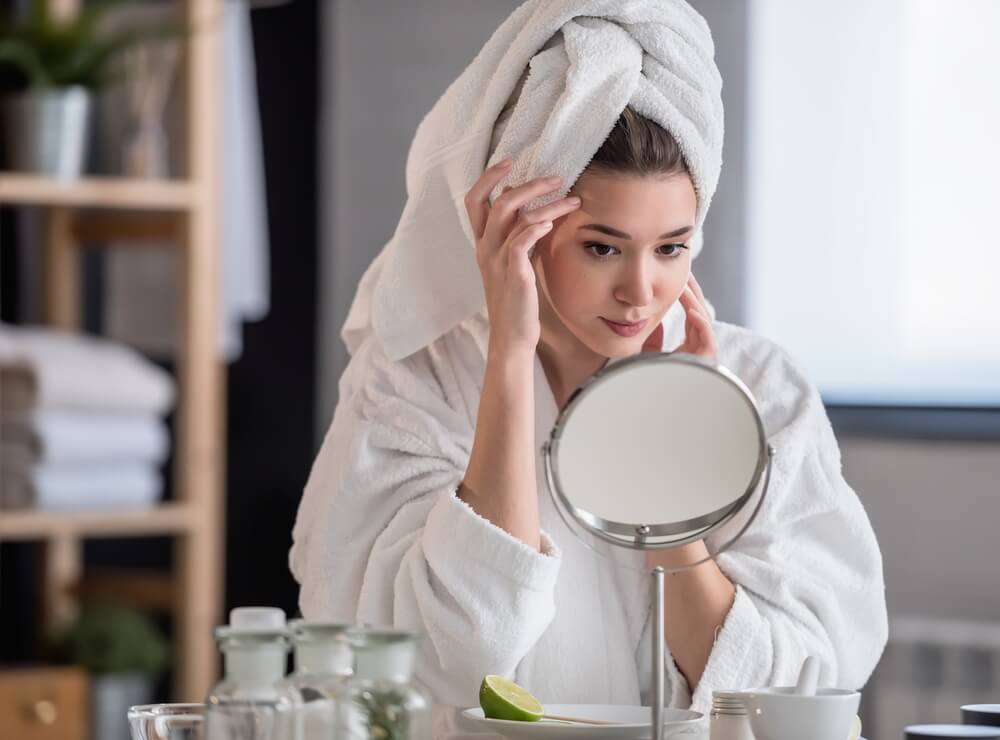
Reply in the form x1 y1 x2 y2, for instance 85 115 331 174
289 304 888 714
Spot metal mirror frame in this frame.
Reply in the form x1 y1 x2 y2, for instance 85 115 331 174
542 352 772 552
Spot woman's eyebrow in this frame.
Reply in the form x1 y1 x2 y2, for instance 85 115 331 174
578 224 694 240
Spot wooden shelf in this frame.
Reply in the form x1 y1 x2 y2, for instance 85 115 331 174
75 568 177 612
0 0 224 703
0 503 195 541
0 173 194 210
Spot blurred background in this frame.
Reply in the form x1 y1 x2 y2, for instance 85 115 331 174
0 1 997 739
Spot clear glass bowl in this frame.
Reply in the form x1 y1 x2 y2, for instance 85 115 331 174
128 702 206 740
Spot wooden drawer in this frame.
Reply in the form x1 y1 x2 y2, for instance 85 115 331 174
0 666 88 740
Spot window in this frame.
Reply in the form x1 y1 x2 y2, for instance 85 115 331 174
745 0 1000 410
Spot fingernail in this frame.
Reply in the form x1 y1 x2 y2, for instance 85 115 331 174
497 158 513 168
567 196 581 205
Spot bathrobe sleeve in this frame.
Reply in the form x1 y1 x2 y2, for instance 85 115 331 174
289 328 561 706
682 325 889 712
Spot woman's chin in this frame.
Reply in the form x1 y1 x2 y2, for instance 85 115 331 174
606 344 644 359
562 321 649 360
583 334 645 360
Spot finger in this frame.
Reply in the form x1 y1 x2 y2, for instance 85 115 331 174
505 220 553 264
484 175 563 244
678 285 701 316
684 306 717 357
507 221 551 282
679 286 713 334
687 273 711 314
685 301 709 328
464 159 513 240
520 195 582 226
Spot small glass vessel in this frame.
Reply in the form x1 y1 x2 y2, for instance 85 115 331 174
709 690 755 740
205 607 302 740
128 703 205 740
342 628 430 740
278 620 353 740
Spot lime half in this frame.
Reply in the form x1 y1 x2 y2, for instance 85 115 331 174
479 675 544 722
848 714 862 740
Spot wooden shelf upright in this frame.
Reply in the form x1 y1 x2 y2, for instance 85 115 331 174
0 0 225 702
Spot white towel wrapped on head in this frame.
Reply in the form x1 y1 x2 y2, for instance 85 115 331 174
341 0 724 362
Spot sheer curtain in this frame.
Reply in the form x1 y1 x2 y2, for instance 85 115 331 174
745 0 1000 406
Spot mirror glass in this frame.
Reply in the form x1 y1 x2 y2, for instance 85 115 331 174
544 353 768 550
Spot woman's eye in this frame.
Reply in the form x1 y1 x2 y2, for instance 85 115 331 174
585 243 618 258
585 243 689 259
657 244 688 257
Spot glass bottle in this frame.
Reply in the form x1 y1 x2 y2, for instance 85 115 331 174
279 620 353 740
709 690 755 740
205 607 302 740
342 628 430 740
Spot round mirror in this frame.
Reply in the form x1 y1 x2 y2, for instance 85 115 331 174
542 353 769 551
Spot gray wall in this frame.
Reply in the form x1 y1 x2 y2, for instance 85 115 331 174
318 0 523 431
842 437 1000 620
318 0 1000 621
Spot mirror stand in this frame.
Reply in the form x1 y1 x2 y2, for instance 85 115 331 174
647 445 776 740
653 566 665 740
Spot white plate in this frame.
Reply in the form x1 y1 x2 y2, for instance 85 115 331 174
460 704 703 739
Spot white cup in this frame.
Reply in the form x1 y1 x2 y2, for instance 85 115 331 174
742 687 860 740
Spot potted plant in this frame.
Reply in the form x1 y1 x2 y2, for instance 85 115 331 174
50 602 170 740
0 0 179 178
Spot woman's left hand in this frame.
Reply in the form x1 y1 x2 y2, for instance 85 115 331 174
673 273 716 360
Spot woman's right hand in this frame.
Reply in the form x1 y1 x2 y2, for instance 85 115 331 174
463 159 582 355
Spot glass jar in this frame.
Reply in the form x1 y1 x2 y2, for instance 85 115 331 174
128 703 205 740
342 628 430 740
279 620 353 740
205 608 302 740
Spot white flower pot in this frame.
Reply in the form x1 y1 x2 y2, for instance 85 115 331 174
92 671 152 740
1 85 92 179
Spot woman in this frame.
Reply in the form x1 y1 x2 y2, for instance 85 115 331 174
290 0 888 714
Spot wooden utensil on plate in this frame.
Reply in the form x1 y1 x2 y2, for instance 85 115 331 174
541 713 618 725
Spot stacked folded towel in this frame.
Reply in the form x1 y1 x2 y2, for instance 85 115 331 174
0 324 175 511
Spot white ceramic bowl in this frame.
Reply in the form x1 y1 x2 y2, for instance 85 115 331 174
743 687 860 740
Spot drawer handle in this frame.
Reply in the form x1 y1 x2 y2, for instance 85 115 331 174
23 698 59 725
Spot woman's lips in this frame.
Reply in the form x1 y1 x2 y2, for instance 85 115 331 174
601 317 648 337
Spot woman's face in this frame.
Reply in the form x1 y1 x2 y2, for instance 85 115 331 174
532 169 698 359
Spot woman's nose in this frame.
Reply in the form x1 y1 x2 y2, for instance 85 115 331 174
615 260 654 306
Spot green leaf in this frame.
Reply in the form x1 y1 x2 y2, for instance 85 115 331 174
0 38 49 87
75 0 130 41
49 603 169 679
27 0 50 33
0 0 186 92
